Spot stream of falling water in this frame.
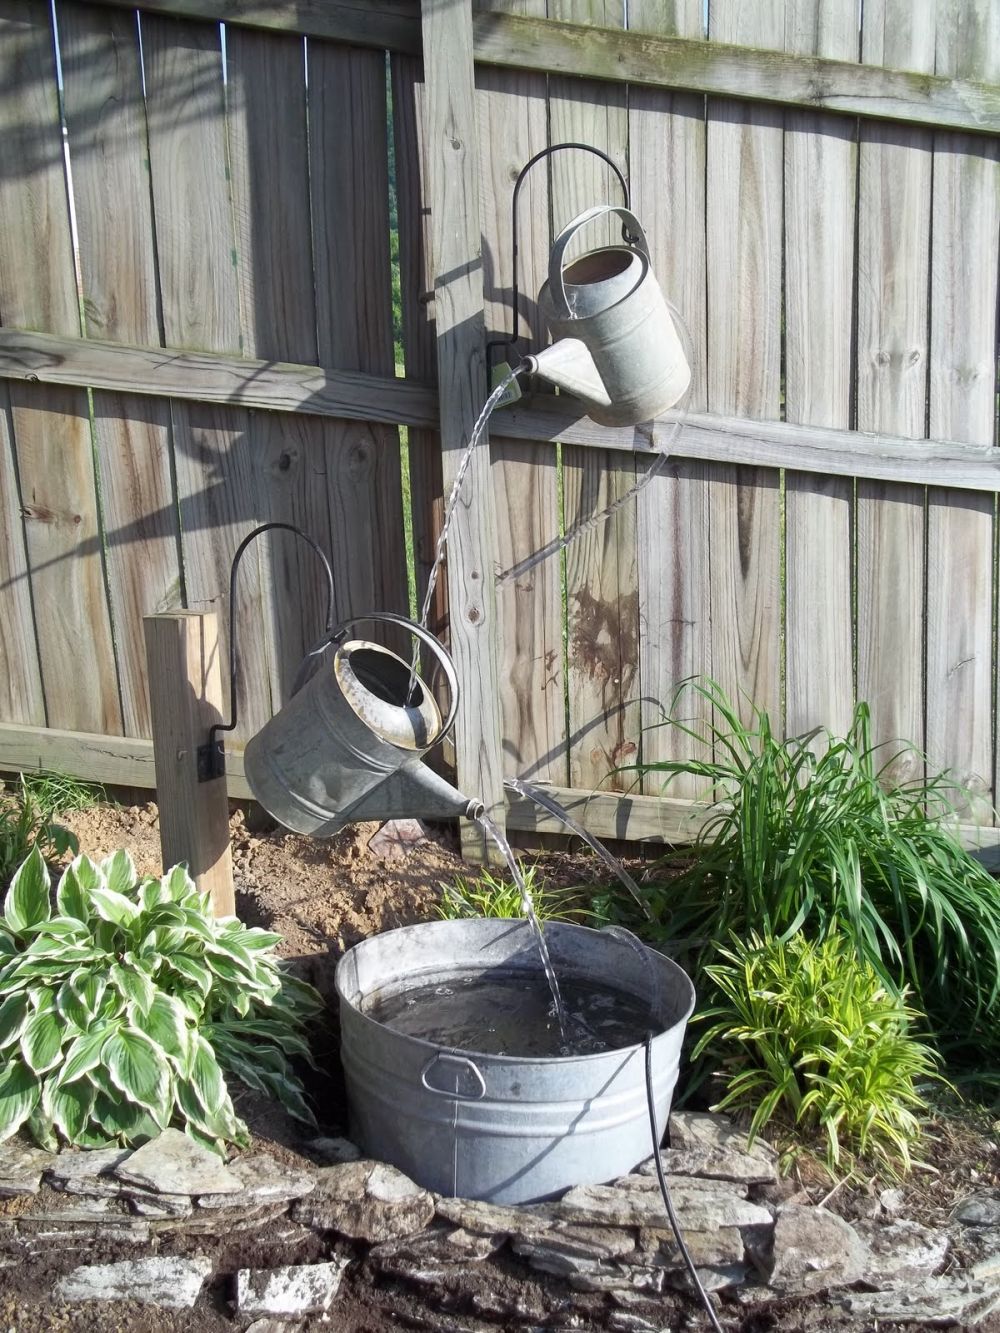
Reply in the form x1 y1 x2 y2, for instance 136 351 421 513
474 809 570 1046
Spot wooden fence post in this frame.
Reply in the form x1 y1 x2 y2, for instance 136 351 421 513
143 612 235 916
419 0 505 861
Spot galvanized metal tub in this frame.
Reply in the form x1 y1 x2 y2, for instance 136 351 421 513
335 918 695 1203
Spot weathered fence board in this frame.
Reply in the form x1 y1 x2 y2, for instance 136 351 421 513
926 1 999 820
782 0 856 741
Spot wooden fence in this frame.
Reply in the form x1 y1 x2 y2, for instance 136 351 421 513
0 0 998 855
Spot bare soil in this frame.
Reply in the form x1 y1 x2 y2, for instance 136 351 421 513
4 794 999 1333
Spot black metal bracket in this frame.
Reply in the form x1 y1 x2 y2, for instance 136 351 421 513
485 142 631 377
199 521 337 783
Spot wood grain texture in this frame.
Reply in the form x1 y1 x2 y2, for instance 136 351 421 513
309 39 408 632
476 0 566 786
629 0 712 801
0 0 121 735
141 11 270 742
549 0 639 794
472 10 1000 136
782 0 856 741
0 382 44 724
706 0 783 729
856 1 934 781
58 0 182 741
420 0 505 852
144 613 234 915
927 2 998 822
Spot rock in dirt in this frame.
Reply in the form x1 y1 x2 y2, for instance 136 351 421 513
854 1218 949 1288
53 1254 213 1309
305 1136 363 1165
367 819 429 859
235 1257 350 1317
839 1273 1000 1325
48 1145 132 1195
0 1140 56 1197
556 1179 772 1230
198 1153 315 1208
114 1128 240 1196
769 1204 868 1293
955 1194 1000 1227
664 1112 779 1184
291 1160 434 1241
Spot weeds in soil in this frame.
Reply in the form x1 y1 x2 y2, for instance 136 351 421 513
438 864 586 923
0 847 322 1155
692 930 941 1178
0 775 87 892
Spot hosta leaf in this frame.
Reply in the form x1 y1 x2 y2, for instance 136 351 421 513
20 916 88 941
175 1073 243 1145
89 888 140 929
138 992 191 1070
101 850 137 900
69 968 107 1022
26 1105 57 1153
4 848 51 934
56 864 89 924
0 931 16 959
20 1006 63 1074
168 955 213 996
162 863 194 903
178 908 214 941
139 877 167 912
43 1077 95 1144
110 963 155 1017
0 993 30 1049
0 1058 40 1141
216 1051 268 1095
92 1091 160 1145
235 928 283 951
188 1034 228 1116
103 1028 170 1119
60 1025 113 1084
71 855 104 894
55 980 89 1032
258 1069 316 1126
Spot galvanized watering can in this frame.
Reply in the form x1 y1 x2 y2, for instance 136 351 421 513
526 204 691 427
243 612 482 838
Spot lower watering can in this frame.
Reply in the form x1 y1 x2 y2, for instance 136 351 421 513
243 613 483 837
526 205 690 428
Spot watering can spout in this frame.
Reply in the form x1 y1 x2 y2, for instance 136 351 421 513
345 763 483 828
524 340 611 412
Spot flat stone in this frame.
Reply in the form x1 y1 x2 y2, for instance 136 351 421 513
368 819 428 859
435 1196 562 1236
0 1139 57 1197
304 1136 363 1165
666 1112 778 1178
236 1258 350 1317
291 1160 434 1241
114 1129 240 1197
152 1201 290 1235
513 1225 637 1273
639 1145 776 1188
770 1204 868 1294
854 1218 949 1288
663 1262 747 1293
245 1322 305 1333
637 1225 744 1268
20 1197 117 1222
127 1190 194 1219
840 1275 1000 1326
556 1180 771 1230
53 1255 213 1309
48 1146 132 1195
371 1227 504 1282
955 1194 1000 1227
569 1264 665 1295
198 1154 315 1208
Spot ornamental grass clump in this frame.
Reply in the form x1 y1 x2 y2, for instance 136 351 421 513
624 678 1000 1072
692 931 941 1177
0 847 323 1154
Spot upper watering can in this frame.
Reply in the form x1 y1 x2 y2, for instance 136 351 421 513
525 205 690 428
243 613 483 838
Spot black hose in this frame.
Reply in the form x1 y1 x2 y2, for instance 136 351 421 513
644 1034 726 1333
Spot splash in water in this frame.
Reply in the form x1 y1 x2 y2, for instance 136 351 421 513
475 809 569 1045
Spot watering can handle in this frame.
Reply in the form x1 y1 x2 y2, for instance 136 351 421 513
548 205 651 322
301 611 461 746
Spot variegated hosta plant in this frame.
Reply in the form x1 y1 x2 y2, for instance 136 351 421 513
0 847 323 1155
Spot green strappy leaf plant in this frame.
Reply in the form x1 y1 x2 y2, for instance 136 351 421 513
0 847 323 1155
617 678 1000 1071
692 930 941 1178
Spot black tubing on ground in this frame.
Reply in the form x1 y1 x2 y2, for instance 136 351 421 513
643 1033 727 1333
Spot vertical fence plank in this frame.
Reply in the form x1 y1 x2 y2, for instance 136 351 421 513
856 2 934 780
225 26 334 697
420 0 505 851
549 0 638 794
705 0 783 729
0 0 121 736
476 0 566 787
928 2 998 821
309 41 408 636
783 0 857 741
141 12 271 744
0 384 43 724
629 0 712 803
59 0 182 741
